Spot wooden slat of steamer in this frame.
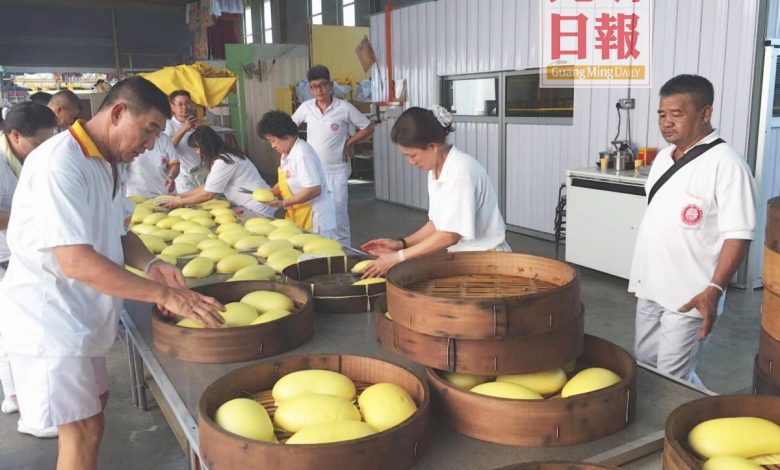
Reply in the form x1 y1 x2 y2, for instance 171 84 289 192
758 325 780 383
198 354 430 470
375 297 585 375
283 255 385 314
426 335 636 447
663 395 780 469
764 247 780 295
411 274 559 299
763 290 780 341
494 462 618 470
151 281 314 363
766 197 780 252
754 356 780 395
386 252 581 340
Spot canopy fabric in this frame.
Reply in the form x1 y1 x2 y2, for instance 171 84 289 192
141 64 236 108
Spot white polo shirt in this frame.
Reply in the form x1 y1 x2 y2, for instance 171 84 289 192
279 139 337 234
291 97 371 173
427 146 508 252
203 153 276 218
126 133 177 197
0 120 132 357
628 131 757 318
164 117 200 189
0 133 20 263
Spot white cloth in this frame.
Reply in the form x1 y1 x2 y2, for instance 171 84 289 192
0 125 132 357
634 298 722 387
325 168 350 245
291 97 371 173
164 118 200 192
0 264 13 400
126 133 177 197
0 150 19 263
10 354 108 428
202 153 276 218
427 146 508 252
279 139 337 238
628 131 757 318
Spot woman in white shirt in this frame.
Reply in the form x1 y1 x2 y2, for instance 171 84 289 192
160 127 275 218
362 106 509 277
256 111 337 238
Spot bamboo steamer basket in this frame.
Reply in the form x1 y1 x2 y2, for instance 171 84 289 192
753 356 780 395
763 290 780 341
495 463 617 470
766 197 780 252
763 246 780 295
426 334 636 447
283 255 385 314
386 251 581 339
375 296 584 375
663 395 780 469
758 325 780 383
198 354 430 470
152 281 313 363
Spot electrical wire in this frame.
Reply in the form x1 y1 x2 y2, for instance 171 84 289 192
613 103 622 152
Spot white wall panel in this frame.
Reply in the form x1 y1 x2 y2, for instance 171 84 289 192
506 124 573 233
372 0 762 234
768 0 780 38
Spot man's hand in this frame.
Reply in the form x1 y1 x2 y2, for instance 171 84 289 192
160 287 224 328
147 260 186 289
183 115 199 132
679 286 722 340
360 238 402 256
159 197 183 210
362 252 400 278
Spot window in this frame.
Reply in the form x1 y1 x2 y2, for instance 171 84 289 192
244 5 253 43
263 0 273 43
312 0 323 25
442 77 499 116
505 71 573 118
342 1 355 26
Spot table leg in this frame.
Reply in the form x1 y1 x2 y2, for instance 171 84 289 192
132 344 148 411
126 329 139 408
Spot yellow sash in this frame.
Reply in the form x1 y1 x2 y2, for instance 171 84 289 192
278 169 313 231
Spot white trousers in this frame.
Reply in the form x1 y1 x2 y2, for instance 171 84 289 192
325 168 351 246
0 264 13 398
634 298 722 387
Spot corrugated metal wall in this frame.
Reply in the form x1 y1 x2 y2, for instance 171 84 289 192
769 0 780 38
371 0 762 235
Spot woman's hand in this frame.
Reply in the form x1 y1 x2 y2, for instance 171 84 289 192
159 197 182 210
362 252 400 278
360 238 402 256
264 198 285 208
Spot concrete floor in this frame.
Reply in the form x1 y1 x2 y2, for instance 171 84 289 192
0 182 764 469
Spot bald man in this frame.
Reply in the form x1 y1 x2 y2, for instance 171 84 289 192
48 90 81 130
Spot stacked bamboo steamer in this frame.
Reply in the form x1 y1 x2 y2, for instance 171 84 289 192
376 251 637 446
756 197 780 394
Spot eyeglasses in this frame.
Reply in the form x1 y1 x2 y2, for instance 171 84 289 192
309 81 331 91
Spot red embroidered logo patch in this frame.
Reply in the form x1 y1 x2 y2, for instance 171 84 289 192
681 204 703 226
330 123 339 132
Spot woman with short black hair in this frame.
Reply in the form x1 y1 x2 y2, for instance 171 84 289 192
361 106 509 277
257 110 337 238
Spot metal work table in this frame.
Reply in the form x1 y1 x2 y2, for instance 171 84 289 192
121 298 711 469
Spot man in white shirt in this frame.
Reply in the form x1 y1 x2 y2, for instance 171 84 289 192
0 102 57 439
292 65 375 246
163 89 201 192
0 77 224 470
628 75 757 386
126 132 178 197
